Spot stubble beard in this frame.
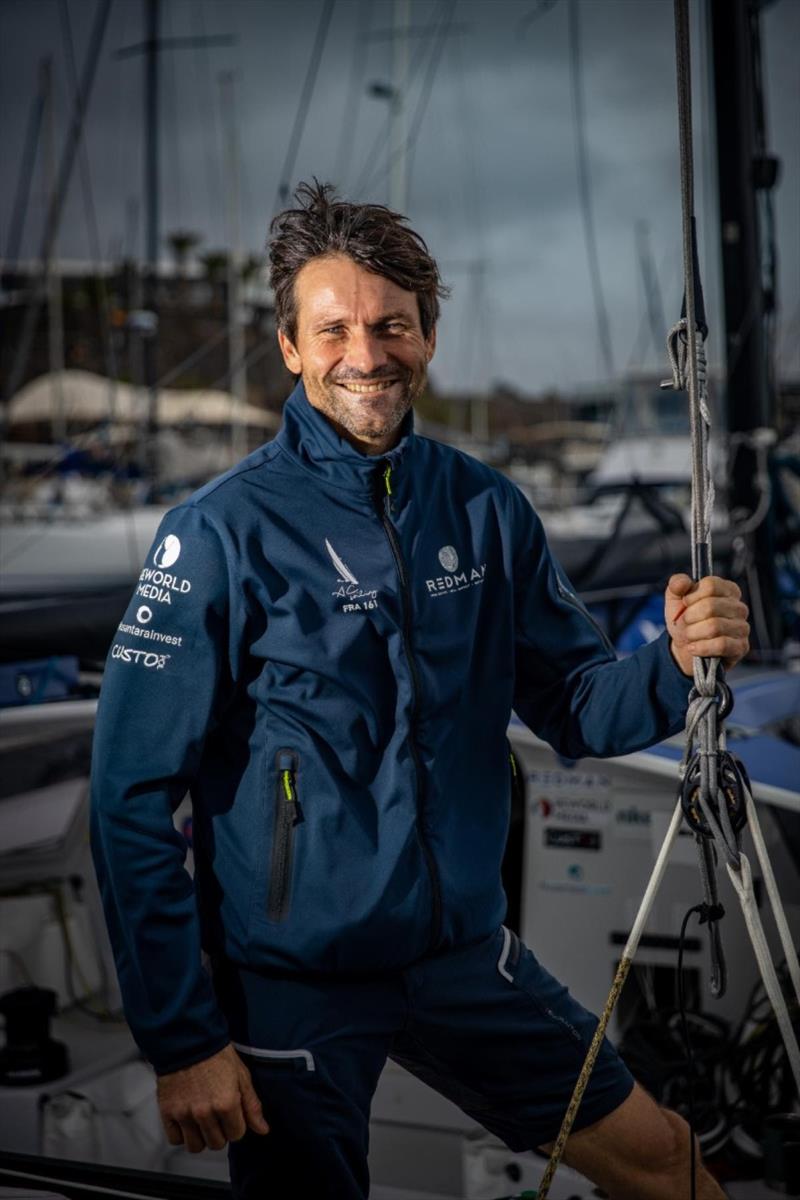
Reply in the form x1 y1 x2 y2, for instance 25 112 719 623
312 365 427 445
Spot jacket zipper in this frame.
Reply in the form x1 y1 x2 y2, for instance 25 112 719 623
554 574 616 656
377 462 443 949
268 749 299 922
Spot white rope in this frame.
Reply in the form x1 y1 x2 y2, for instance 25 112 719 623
622 798 685 959
726 852 800 1094
744 790 800 1007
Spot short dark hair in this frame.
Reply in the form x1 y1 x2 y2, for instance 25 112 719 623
268 180 449 341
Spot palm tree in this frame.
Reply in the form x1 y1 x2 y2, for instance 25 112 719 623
167 230 202 276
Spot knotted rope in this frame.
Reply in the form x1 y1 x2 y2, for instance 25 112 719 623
536 4 799 1196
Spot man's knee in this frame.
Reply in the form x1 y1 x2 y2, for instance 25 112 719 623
653 1104 695 1176
555 1084 705 1195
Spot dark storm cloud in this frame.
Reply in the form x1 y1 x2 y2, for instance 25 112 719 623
1 0 797 393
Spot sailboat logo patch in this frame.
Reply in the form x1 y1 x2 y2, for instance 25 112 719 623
325 539 378 613
325 539 358 585
153 535 182 568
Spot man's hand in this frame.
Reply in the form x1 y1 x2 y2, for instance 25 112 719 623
156 1043 269 1153
665 574 750 677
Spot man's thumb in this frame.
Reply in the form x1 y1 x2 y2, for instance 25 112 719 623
668 573 695 598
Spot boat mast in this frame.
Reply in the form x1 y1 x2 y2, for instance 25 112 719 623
709 0 781 650
143 0 160 489
219 70 247 462
42 57 66 446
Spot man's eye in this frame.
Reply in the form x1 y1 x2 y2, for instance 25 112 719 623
322 325 344 335
385 322 406 333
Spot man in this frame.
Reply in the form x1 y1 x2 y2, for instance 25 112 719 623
91 181 750 1199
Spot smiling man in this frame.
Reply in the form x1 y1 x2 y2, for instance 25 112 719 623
91 181 748 1199
278 254 433 452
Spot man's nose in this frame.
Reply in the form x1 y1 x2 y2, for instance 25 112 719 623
343 328 389 376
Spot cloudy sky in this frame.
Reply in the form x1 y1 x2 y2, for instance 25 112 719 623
1 0 798 395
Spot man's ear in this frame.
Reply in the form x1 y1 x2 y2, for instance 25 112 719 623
277 328 302 375
425 326 437 362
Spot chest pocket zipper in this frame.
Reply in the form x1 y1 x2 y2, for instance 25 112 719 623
268 750 301 922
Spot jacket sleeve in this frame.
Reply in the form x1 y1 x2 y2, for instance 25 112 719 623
90 503 240 1074
508 487 693 759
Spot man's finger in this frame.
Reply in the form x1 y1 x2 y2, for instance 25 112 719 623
681 635 748 661
162 1117 183 1147
680 617 750 643
194 1110 228 1152
682 598 749 625
685 575 742 601
218 1099 247 1144
667 573 695 598
179 1117 207 1154
240 1073 270 1135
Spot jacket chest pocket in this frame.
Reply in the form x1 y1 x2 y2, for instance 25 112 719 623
268 749 302 922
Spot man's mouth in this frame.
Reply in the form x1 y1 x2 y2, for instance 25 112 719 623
334 379 400 395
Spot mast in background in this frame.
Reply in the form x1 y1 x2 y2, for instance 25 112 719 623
709 0 781 650
143 0 160 488
42 57 66 446
116 4 235 489
219 70 247 462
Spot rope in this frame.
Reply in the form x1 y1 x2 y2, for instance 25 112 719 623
725 854 800 1093
537 801 685 1198
667 0 739 1010
537 4 796 1193
743 791 800 1009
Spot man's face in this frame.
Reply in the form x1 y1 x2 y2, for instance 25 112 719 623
277 254 436 455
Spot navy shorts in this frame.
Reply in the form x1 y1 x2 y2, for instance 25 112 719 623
213 926 634 1199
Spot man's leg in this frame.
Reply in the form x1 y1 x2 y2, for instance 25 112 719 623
393 927 725 1200
547 1080 725 1200
213 960 401 1200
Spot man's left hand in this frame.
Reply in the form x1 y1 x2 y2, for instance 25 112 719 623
665 574 751 676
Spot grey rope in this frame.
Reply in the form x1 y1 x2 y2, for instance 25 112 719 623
539 6 748 1195
664 0 743 999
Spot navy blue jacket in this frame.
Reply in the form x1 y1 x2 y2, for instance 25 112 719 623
90 382 692 1074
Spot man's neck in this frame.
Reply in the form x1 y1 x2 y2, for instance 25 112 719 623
306 397 403 457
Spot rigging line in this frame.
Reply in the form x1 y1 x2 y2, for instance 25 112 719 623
452 29 496 392
59 0 119 384
107 0 134 255
273 0 337 215
517 0 560 34
3 62 47 268
352 107 394 199
334 0 372 191
2 0 113 406
190 0 223 241
359 0 457 203
206 335 271 393
161 0 183 228
625 235 676 372
674 0 707 573
567 0 615 381
352 0 442 198
405 0 456 203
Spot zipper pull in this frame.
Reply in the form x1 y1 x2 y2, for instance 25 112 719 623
277 750 297 805
382 462 394 516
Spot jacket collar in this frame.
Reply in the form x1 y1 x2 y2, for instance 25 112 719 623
276 379 414 493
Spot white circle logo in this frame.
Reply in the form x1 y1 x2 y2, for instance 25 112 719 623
438 545 458 572
136 606 153 624
153 534 181 568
